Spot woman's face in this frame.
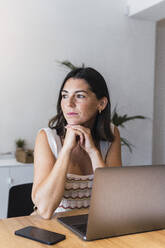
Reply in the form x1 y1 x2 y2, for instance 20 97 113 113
61 78 106 127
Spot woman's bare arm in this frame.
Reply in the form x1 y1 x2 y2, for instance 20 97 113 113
32 130 72 219
32 127 85 219
105 126 122 167
86 126 122 169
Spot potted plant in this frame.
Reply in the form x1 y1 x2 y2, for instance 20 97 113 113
15 139 33 163
16 139 25 150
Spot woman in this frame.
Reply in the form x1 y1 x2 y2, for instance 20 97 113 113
32 67 122 219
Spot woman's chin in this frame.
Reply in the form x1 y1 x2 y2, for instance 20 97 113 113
67 121 81 125
66 118 95 127
66 119 84 125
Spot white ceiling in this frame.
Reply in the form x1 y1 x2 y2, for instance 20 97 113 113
128 0 165 21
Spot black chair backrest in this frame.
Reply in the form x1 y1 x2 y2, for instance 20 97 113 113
7 183 34 218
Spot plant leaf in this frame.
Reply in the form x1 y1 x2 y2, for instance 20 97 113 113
120 137 133 153
58 60 85 70
112 106 147 128
58 60 78 70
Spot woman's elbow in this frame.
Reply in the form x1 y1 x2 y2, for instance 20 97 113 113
31 192 53 219
38 208 53 220
33 203 54 220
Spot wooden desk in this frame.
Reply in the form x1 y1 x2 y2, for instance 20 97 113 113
1 209 165 248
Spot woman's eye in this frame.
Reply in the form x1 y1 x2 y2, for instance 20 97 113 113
77 94 85 98
61 94 68 99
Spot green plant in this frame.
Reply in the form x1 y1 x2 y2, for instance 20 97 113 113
58 60 147 152
112 106 147 152
16 139 25 148
58 60 84 70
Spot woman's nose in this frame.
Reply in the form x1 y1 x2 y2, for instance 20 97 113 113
67 96 76 107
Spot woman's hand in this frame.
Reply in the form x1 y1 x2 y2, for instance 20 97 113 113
65 125 97 153
63 125 84 151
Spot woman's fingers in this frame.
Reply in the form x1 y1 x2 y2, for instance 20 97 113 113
66 125 91 137
65 125 84 146
66 125 95 151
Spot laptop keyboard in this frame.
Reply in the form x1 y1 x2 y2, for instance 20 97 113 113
72 223 87 235
58 214 88 236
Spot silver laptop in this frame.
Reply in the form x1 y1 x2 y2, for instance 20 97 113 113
58 165 165 241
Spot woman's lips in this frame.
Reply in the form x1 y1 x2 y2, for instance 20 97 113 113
67 112 78 116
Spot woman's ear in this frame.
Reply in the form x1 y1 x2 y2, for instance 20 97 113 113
98 97 108 112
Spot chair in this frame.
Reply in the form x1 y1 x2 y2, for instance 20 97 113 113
7 183 34 218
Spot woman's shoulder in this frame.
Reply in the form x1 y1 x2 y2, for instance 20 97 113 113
37 127 61 157
38 127 61 140
38 127 56 135
110 123 120 137
38 127 61 141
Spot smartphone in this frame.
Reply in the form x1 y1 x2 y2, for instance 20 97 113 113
15 226 66 245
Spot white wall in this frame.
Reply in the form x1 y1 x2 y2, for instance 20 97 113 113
0 0 156 165
153 19 165 164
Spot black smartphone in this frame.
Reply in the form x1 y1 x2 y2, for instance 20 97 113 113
15 226 66 245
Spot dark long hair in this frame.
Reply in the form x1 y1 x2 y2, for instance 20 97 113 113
49 67 114 142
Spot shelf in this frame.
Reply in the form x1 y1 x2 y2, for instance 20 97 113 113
0 158 33 167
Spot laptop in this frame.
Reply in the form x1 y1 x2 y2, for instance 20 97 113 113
58 165 165 241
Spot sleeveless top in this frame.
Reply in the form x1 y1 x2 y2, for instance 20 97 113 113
41 125 114 213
